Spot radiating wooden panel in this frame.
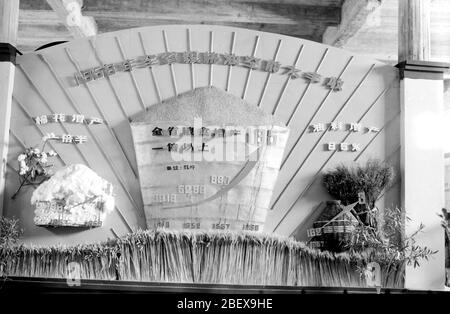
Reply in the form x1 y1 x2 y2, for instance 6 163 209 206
5 25 400 246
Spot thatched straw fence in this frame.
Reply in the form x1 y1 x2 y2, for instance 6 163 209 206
0 230 404 288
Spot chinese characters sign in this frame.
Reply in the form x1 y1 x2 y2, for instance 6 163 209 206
42 133 88 144
74 51 344 92
34 114 103 125
149 124 277 157
309 121 380 152
130 86 290 232
33 113 104 145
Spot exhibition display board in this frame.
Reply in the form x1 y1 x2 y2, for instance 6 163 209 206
3 25 400 246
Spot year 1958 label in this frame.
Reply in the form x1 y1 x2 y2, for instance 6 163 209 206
242 224 259 231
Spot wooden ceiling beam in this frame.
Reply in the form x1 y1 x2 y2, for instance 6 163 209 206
20 0 344 10
43 1 342 25
334 0 450 65
46 0 97 37
17 1 342 52
322 0 382 47
86 7 339 31
20 0 342 28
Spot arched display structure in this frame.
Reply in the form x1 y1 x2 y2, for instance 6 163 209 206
4 25 400 245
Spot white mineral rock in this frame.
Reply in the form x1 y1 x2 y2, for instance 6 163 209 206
31 164 115 226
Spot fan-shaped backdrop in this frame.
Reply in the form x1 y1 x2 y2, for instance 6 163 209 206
3 25 400 245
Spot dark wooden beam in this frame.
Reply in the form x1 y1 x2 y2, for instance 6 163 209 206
323 0 382 47
87 6 338 37
46 0 97 38
21 0 342 27
20 0 344 10
17 0 342 52
332 0 450 66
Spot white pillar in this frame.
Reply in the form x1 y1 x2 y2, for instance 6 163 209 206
398 0 448 291
399 61 449 291
0 0 19 216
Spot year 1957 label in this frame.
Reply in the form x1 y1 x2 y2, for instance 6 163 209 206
211 223 230 230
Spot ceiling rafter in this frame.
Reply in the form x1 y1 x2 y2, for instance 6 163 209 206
322 0 383 47
46 0 97 38
17 0 342 52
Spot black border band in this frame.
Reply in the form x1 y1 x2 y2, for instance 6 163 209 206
0 43 21 64
396 60 450 80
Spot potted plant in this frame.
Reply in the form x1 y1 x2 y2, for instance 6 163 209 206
347 206 436 287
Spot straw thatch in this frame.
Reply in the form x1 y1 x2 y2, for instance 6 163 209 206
0 229 404 288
